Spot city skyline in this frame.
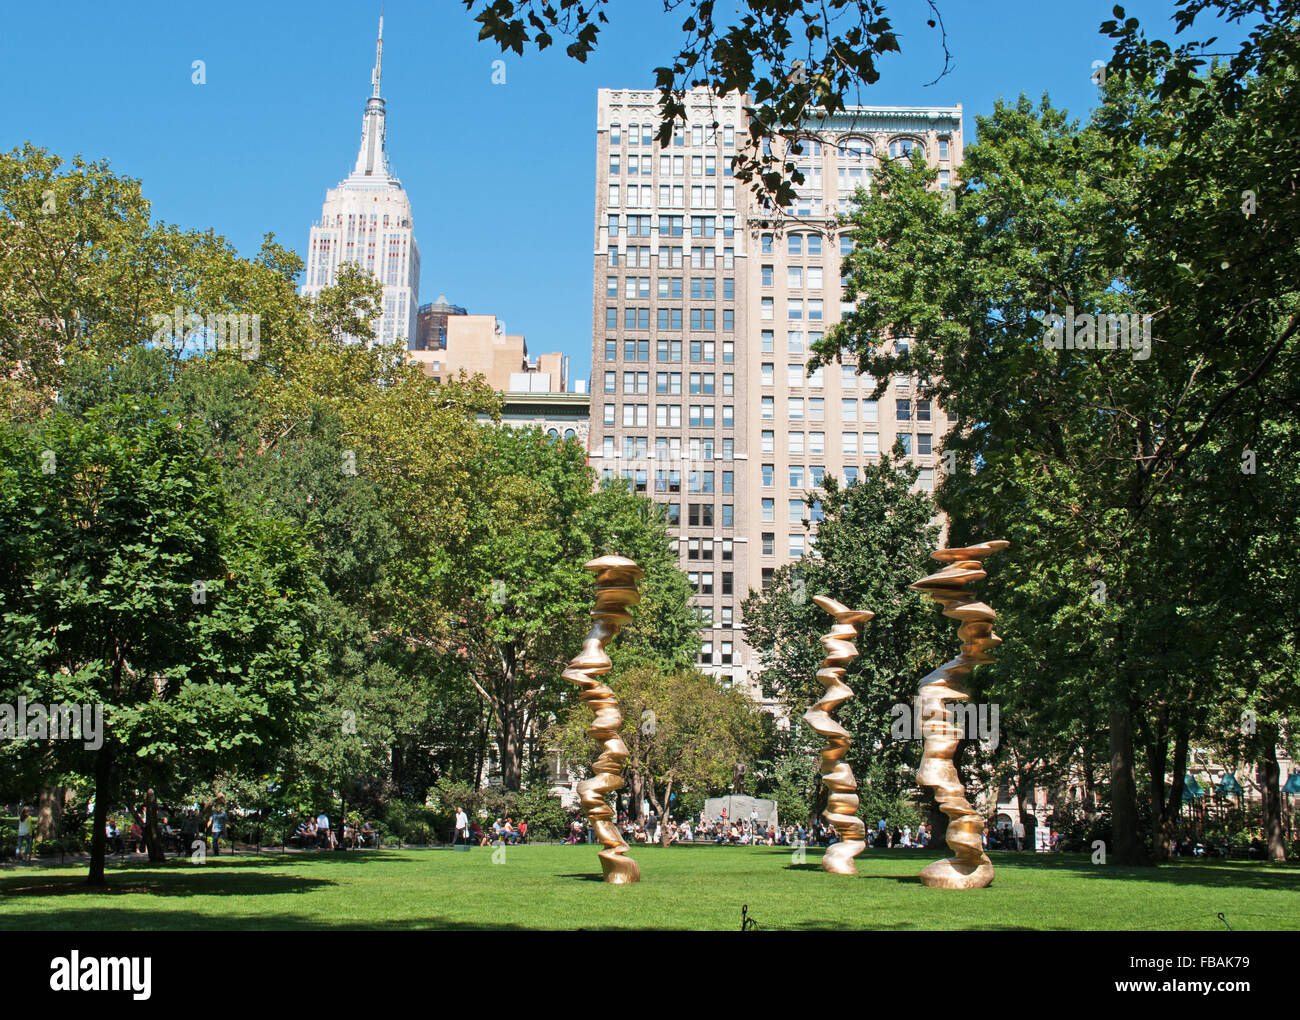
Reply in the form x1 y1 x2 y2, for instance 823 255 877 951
0 0 1209 388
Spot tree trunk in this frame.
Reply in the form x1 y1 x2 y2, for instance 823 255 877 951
87 743 113 885
658 781 675 846
494 713 523 791
1157 726 1189 862
1015 765 1036 851
1109 706 1148 864
1146 711 1169 862
629 770 646 823
38 784 62 841
145 788 165 863
1260 743 1286 862
391 739 405 793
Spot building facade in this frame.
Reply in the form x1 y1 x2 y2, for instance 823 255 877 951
589 87 962 701
301 16 421 348
409 311 568 393
414 295 468 351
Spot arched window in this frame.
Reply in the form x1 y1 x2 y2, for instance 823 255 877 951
888 137 924 161
839 137 872 162
563 428 576 439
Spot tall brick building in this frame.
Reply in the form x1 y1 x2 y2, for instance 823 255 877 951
589 88 961 700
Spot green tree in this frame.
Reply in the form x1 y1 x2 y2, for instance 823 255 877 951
814 3 1300 863
464 0 953 209
0 398 325 882
400 427 697 790
549 664 764 845
743 456 950 831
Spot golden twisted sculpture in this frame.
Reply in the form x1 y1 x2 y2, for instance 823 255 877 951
803 595 875 875
909 540 1010 890
561 554 644 884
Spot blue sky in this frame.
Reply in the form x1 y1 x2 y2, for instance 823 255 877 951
0 1 1228 386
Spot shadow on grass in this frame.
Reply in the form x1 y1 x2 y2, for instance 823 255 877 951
0 909 545 932
753 846 1300 892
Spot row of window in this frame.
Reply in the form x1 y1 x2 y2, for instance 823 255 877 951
610 122 738 149
687 571 736 596
608 215 737 238
609 127 947 165
604 307 736 331
605 370 736 394
757 430 935 456
608 246 734 268
695 606 737 629
602 340 735 372
761 265 827 289
760 297 826 320
606 277 737 300
608 184 737 209
603 467 738 494
599 436 738 461
762 498 827 524
698 639 737 666
683 535 734 558
761 395 932 421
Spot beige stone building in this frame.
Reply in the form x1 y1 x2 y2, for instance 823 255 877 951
589 87 962 700
410 312 567 393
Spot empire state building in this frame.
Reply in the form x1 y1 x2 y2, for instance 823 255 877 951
302 15 420 347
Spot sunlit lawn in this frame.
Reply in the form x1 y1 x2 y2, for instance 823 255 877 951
2 844 1297 931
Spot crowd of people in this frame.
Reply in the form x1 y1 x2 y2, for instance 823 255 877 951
558 808 943 849
449 808 530 847
293 812 375 850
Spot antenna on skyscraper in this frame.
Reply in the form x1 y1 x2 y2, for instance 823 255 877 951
372 6 385 98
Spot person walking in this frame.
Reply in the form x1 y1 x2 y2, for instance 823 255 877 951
208 803 227 856
16 808 33 862
454 807 469 845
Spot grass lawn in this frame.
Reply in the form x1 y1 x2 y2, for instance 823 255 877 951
1 844 1297 931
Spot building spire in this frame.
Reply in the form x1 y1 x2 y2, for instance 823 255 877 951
372 8 384 98
352 8 394 182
